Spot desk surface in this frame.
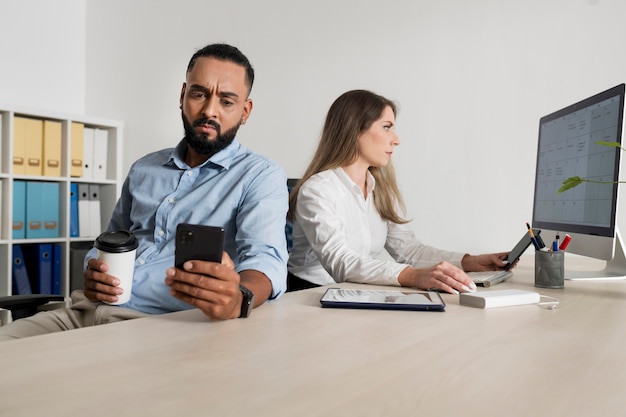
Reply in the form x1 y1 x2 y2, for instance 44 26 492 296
1 256 626 417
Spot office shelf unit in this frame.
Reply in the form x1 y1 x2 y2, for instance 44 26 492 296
0 106 123 298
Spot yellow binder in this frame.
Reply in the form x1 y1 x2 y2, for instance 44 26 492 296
25 118 43 176
43 120 62 177
12 116 27 174
70 122 84 177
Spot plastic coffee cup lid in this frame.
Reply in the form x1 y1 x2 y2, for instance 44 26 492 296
95 230 139 253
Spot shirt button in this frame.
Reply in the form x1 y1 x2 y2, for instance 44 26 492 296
158 230 165 237
187 171 193 177
168 198 175 204
138 259 145 265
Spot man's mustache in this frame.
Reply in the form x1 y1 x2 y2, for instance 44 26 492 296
192 118 221 134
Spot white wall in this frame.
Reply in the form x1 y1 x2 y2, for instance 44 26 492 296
4 0 626 255
0 0 85 113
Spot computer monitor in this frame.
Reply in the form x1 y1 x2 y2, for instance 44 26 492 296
532 83 626 280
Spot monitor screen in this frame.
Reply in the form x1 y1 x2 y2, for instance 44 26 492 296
533 84 623 237
532 84 626 278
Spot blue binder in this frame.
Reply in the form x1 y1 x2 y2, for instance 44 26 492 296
24 244 53 294
11 245 32 295
42 182 60 238
52 244 62 295
70 183 79 237
25 181 42 238
26 182 60 238
12 181 26 239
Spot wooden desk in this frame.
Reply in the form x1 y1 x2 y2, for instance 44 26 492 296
1 256 626 417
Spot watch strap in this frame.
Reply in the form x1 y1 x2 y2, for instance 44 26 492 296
238 284 254 318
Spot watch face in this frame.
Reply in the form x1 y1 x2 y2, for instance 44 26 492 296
239 284 254 318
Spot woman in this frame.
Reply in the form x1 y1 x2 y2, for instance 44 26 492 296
287 90 509 293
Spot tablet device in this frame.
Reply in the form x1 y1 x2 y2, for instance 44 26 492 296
319 288 446 311
504 228 541 270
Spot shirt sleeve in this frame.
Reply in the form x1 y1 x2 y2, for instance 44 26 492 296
234 162 289 299
106 175 134 232
385 221 465 269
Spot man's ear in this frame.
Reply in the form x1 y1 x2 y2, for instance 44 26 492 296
241 98 253 125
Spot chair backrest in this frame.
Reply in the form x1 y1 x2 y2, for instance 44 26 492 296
286 179 299 253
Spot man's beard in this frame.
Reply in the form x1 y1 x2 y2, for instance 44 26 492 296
181 111 241 156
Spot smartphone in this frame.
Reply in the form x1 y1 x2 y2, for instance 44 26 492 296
174 223 225 269
504 229 541 270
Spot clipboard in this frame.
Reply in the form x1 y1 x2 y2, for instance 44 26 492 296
319 288 446 311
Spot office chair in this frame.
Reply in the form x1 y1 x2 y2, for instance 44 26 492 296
286 178 299 253
0 294 66 326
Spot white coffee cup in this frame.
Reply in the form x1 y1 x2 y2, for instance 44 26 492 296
95 230 138 305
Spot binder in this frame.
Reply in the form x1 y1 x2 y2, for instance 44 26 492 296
0 113 2 164
12 116 27 174
23 244 53 294
12 180 26 239
26 181 60 238
11 245 32 295
70 183 79 237
89 184 102 236
25 118 43 176
43 120 62 177
93 128 109 180
70 122 84 177
52 244 62 295
82 127 95 179
25 182 43 238
43 182 60 238
78 183 91 237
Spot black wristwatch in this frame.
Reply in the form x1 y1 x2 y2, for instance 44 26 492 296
238 284 255 318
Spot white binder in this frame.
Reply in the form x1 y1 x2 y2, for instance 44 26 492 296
92 128 109 180
82 127 95 180
89 184 102 236
78 183 91 237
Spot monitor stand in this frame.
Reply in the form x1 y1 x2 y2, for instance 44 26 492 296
566 228 626 280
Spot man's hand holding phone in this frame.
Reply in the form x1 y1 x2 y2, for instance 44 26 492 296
165 251 243 320
167 223 271 319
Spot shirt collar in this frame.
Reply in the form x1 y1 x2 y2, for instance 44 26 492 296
166 138 242 170
333 167 376 196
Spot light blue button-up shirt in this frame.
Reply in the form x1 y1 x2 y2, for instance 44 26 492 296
86 139 288 314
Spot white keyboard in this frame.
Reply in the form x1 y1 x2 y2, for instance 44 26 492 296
467 270 513 287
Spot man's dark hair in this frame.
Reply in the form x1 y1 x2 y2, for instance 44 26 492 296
187 43 255 94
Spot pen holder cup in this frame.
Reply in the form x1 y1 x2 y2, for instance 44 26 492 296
534 250 565 289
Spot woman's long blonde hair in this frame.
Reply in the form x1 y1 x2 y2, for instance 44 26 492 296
288 89 409 224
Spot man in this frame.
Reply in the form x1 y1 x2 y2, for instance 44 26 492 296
0 43 288 341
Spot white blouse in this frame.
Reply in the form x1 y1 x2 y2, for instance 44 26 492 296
287 168 465 286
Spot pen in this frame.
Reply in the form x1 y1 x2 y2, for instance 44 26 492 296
559 234 572 251
529 234 541 250
535 233 546 249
